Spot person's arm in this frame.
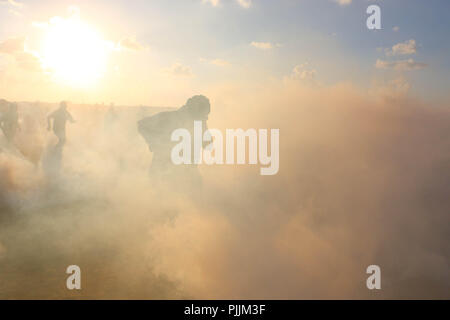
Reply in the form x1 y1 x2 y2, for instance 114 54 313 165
138 114 165 152
67 112 75 123
47 112 54 130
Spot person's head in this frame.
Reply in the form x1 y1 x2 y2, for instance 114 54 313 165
59 101 68 110
181 95 210 120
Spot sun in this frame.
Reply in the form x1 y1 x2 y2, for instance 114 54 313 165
41 15 110 87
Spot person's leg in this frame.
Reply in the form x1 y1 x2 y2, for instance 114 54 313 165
55 129 66 146
4 125 15 143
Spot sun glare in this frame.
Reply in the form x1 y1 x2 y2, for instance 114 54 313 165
41 15 110 87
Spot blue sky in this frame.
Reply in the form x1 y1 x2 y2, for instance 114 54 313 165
0 0 449 104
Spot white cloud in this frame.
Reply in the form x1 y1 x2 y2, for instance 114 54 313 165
200 58 230 67
68 5 80 18
0 36 25 54
202 0 220 6
31 21 49 29
164 63 193 77
1 0 25 17
386 39 417 56
388 77 411 94
236 0 252 8
119 36 146 51
250 41 274 50
370 76 411 98
375 59 427 71
202 0 252 8
291 63 317 81
211 59 230 67
8 8 22 17
333 0 352 6
14 51 41 71
0 37 41 71
0 0 24 7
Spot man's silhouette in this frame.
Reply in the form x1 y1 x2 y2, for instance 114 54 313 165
47 101 75 145
0 102 20 143
138 95 212 188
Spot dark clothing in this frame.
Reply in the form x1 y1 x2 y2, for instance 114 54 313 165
0 109 19 142
138 108 209 188
48 108 74 144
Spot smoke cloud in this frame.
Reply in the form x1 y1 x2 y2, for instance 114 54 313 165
0 81 449 299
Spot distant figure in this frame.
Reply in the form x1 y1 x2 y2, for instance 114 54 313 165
104 104 118 129
47 101 75 145
0 99 9 113
0 102 20 143
138 95 212 189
